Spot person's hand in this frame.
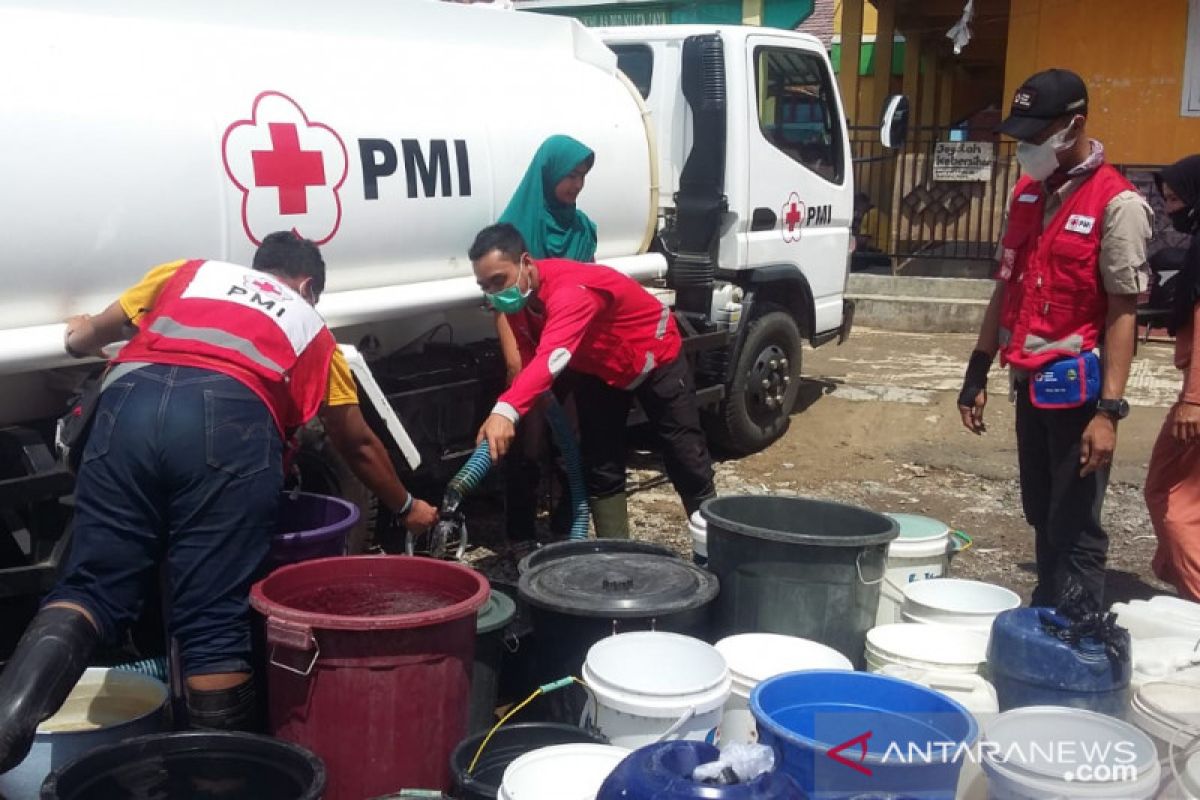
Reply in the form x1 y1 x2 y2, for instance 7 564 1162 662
477 413 516 462
958 389 988 435
63 314 101 358
1080 414 1117 476
404 498 438 534
1172 402 1200 445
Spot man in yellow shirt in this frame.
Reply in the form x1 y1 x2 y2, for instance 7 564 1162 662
0 233 436 769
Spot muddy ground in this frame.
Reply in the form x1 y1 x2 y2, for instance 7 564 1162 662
461 328 1182 605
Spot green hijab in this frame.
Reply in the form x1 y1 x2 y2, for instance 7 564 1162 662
499 134 598 261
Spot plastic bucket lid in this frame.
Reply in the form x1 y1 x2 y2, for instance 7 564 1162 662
40 731 326 800
1131 679 1200 748
865 623 988 669
477 590 516 636
499 744 630 800
518 552 717 619
249 555 489 632
700 495 898 548
902 578 1020 616
981 706 1161 794
517 538 675 575
584 632 731 717
716 633 852 697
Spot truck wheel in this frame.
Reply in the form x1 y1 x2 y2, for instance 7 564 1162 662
711 310 803 456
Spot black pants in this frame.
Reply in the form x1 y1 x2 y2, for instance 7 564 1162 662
1014 383 1109 608
571 356 715 513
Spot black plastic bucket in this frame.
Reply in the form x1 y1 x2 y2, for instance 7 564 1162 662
470 589 517 734
702 495 898 668
450 722 608 800
40 731 325 800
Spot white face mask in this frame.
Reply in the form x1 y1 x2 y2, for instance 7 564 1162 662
1016 122 1078 181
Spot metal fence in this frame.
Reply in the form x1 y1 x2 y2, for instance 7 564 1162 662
849 125 1179 272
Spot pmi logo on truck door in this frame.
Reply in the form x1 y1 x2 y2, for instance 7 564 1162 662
780 191 832 243
222 91 350 246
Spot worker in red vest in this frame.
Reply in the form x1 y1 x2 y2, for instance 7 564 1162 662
958 69 1151 607
471 223 715 538
0 233 437 771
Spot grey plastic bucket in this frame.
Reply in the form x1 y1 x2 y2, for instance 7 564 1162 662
702 495 898 668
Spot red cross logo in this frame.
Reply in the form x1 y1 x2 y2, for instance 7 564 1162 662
249 277 284 296
252 123 326 216
781 192 805 243
785 202 803 231
222 91 349 246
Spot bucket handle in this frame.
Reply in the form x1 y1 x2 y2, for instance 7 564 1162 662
656 706 698 742
267 617 320 678
950 530 973 554
856 550 886 586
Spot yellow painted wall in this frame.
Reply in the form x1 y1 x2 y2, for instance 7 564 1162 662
833 0 879 35
1005 0 1200 165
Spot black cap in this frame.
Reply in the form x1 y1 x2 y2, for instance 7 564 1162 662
997 68 1088 141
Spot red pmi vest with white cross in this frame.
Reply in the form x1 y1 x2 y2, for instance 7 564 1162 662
114 259 337 435
997 164 1134 372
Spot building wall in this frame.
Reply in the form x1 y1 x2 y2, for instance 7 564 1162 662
1005 0 1200 165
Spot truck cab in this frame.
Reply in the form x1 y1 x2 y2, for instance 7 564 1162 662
601 26 858 452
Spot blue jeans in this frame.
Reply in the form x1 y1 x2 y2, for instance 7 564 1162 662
48 365 283 676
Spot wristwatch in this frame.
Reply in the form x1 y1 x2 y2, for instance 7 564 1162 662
1096 398 1130 420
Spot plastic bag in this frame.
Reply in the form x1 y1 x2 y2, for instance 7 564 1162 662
1039 575 1130 663
692 743 775 785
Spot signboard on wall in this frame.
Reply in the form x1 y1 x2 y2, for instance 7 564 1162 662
932 142 994 182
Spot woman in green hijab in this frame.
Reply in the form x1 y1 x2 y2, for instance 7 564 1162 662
498 134 598 261
496 134 597 544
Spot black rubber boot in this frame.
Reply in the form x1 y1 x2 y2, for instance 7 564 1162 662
185 676 259 732
590 494 630 539
0 606 98 773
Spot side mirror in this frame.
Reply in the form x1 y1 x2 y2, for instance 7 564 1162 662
880 94 909 149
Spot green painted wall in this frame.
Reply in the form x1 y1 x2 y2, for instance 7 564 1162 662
830 39 906 77
537 0 813 28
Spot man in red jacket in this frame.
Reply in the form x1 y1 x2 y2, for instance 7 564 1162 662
958 69 1151 607
472 223 715 538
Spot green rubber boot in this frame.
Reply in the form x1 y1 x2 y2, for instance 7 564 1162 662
589 494 630 539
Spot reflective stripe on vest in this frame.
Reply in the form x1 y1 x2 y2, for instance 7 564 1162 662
148 316 285 374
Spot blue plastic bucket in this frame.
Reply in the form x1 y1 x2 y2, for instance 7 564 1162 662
750 670 978 799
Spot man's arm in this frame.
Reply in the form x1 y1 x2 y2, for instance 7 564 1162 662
64 301 133 357
495 312 523 386
478 288 604 461
958 281 1006 435
320 404 438 531
1079 294 1137 476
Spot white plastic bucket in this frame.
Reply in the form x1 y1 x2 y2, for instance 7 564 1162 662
1130 637 1200 690
901 578 1020 631
865 622 989 675
713 633 852 748
980 706 1162 800
877 513 957 625
875 665 998 716
688 511 707 566
1111 596 1200 641
498 743 630 800
580 631 731 750
1128 674 1200 759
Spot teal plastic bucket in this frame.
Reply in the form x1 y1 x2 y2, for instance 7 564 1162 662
750 670 978 799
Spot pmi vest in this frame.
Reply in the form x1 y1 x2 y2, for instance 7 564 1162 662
998 164 1133 372
115 259 336 434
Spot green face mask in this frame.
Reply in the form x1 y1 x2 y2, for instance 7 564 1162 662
486 262 531 314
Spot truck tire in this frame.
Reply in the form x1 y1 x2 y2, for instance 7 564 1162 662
710 309 803 456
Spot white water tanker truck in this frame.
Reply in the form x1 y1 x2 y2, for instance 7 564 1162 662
0 0 906 599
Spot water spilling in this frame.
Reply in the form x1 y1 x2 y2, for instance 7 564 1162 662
286 580 453 616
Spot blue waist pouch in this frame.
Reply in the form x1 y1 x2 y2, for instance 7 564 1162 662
1030 351 1101 409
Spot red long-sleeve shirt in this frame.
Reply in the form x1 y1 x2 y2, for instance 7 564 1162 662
492 258 681 421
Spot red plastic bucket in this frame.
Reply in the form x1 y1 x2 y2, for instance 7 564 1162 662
249 555 489 798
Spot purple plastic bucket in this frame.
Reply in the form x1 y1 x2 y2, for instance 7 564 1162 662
265 492 359 573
